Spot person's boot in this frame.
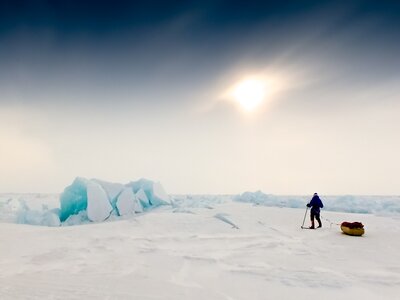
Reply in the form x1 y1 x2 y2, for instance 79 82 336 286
317 220 322 228
309 220 315 229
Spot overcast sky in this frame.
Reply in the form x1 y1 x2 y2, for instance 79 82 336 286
1 0 399 194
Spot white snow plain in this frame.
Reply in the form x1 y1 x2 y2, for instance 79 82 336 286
1 194 400 299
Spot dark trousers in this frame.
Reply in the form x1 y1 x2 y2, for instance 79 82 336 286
311 209 322 227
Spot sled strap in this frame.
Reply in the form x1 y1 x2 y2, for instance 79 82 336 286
321 215 341 228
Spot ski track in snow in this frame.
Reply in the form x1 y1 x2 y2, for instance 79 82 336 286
214 213 240 229
1 200 400 299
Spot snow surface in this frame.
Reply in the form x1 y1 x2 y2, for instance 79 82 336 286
1 200 400 299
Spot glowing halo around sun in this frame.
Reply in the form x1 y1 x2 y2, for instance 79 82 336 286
230 77 268 112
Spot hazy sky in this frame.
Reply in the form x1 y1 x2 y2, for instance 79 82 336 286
1 0 399 194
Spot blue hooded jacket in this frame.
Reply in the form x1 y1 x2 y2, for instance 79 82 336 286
307 194 324 212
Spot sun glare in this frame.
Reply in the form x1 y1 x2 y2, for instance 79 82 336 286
232 78 267 112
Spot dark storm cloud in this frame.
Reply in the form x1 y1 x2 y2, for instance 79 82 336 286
0 0 328 34
0 0 187 34
0 0 399 107
1 0 399 31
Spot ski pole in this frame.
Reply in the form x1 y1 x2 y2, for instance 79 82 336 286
301 206 309 228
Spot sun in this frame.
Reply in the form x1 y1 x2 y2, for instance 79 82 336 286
232 78 267 111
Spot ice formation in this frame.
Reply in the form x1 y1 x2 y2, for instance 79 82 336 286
59 177 89 222
92 179 125 209
133 191 144 213
59 177 170 224
116 188 137 216
17 209 61 227
126 179 170 207
135 188 150 209
152 182 170 205
86 181 113 222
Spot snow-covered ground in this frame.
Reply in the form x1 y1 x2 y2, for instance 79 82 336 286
1 196 400 299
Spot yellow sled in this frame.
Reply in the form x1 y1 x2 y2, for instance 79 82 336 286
341 225 365 236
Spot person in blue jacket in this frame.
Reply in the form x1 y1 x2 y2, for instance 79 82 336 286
307 193 324 229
